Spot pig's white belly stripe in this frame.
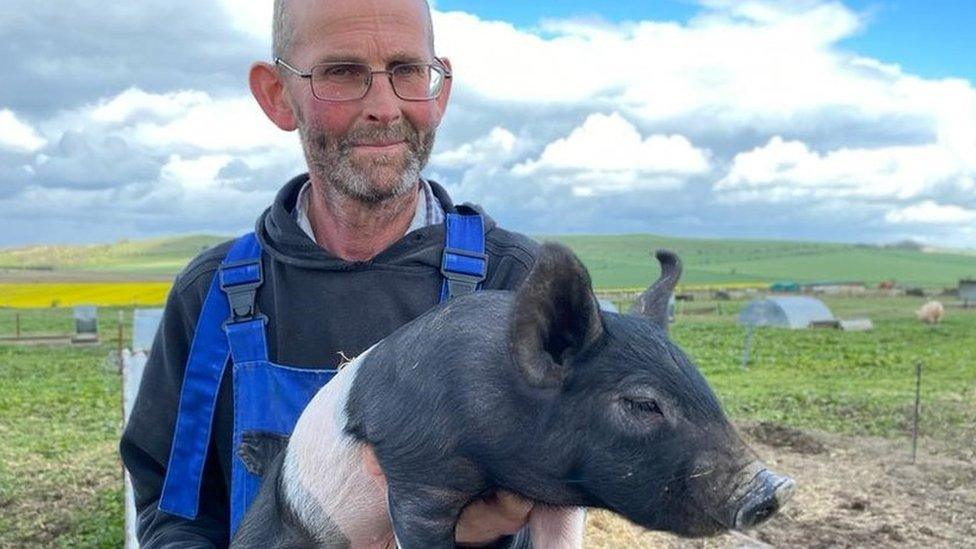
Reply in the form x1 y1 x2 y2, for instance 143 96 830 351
283 345 394 547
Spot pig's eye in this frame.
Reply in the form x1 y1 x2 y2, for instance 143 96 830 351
623 397 664 418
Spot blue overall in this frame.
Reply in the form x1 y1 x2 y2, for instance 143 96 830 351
158 210 488 536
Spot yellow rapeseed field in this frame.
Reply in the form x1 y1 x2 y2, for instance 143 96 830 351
0 282 171 308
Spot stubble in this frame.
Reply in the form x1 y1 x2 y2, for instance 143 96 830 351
297 115 435 205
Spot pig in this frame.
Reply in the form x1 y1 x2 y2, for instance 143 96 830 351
916 300 944 324
232 243 795 548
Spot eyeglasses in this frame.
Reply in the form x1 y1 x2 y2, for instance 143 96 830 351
275 58 452 102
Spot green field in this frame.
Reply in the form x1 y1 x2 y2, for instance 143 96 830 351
1 233 974 545
0 235 228 277
546 234 976 289
1 298 973 546
3 233 976 289
0 309 129 548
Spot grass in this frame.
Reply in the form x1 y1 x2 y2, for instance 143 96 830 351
3 233 976 290
0 234 226 275
547 234 976 289
1 297 973 546
668 297 976 442
0 341 124 547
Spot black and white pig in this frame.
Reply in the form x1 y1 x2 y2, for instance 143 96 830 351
232 243 795 548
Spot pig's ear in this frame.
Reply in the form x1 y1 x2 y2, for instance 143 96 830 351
510 242 604 388
631 250 682 330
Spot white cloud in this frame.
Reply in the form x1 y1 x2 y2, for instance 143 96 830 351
433 2 866 118
512 113 709 195
128 93 295 152
160 154 234 191
0 109 46 153
434 11 619 103
516 113 709 174
38 87 297 156
885 201 976 225
90 88 212 124
435 2 975 158
3 0 976 247
431 127 517 168
715 136 972 201
219 0 272 45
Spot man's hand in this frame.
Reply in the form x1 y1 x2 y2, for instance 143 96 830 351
361 445 533 546
455 490 533 546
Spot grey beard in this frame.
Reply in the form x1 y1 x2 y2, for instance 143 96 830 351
300 120 435 205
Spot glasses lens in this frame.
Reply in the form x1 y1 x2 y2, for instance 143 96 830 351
311 63 370 100
392 64 443 100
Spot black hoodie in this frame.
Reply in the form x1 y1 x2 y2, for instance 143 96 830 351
121 174 539 548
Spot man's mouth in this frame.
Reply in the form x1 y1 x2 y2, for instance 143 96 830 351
354 141 406 150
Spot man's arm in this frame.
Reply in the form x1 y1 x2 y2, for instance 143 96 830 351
120 267 230 547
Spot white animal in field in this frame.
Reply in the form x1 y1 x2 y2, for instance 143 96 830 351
916 300 944 324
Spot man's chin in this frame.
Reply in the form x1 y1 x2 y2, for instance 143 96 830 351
332 173 418 204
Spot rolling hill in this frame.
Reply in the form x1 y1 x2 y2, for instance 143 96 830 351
0 235 229 278
2 233 975 289
545 234 976 289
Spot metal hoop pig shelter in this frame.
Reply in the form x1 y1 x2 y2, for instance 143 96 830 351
739 296 835 329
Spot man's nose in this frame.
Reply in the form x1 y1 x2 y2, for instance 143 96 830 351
361 73 403 125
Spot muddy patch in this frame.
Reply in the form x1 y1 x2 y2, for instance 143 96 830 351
584 422 976 548
744 421 827 455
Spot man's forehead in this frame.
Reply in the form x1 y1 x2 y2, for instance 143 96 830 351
286 0 434 58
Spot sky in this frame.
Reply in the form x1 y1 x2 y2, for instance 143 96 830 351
0 0 974 248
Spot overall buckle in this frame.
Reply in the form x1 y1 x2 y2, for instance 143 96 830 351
219 259 265 324
440 247 487 297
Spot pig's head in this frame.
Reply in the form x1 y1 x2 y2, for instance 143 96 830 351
509 243 794 536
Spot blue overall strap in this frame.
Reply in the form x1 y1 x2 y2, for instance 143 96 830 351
440 208 487 302
159 232 263 519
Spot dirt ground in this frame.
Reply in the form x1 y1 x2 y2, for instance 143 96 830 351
584 422 976 548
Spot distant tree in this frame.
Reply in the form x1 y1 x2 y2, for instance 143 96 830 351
886 239 925 251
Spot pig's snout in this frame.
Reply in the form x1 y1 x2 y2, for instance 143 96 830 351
730 468 795 530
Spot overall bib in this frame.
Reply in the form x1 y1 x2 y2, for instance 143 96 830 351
158 210 488 536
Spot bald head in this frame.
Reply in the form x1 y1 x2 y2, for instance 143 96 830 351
272 0 436 60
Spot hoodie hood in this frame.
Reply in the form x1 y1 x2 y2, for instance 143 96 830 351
256 173 499 271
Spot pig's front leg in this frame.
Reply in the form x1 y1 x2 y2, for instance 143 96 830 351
528 506 586 549
386 482 468 549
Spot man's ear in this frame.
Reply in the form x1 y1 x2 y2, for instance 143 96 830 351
249 61 299 131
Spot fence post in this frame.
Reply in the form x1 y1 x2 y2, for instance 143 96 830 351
741 326 754 370
912 360 922 464
117 310 124 374
15 312 20 339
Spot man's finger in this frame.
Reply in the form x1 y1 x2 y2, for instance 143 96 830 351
493 491 533 521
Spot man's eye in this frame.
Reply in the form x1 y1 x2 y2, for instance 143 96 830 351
321 65 362 78
395 65 426 77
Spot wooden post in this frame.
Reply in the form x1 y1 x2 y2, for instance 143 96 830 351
117 310 125 374
912 360 922 464
15 312 20 339
741 326 754 370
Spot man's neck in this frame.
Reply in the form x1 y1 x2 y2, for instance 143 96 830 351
306 176 420 262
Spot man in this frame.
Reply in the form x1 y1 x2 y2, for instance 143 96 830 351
120 0 539 546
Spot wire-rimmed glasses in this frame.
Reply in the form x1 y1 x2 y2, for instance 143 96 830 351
275 58 452 102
